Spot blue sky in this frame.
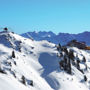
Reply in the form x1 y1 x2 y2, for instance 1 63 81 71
0 0 90 34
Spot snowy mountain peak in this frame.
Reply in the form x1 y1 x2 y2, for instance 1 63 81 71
0 31 56 90
0 31 90 90
21 31 90 45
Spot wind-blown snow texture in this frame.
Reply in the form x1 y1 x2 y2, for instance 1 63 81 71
0 31 90 90
21 31 90 45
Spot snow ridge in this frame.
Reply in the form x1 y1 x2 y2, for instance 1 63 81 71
0 31 90 90
21 31 90 45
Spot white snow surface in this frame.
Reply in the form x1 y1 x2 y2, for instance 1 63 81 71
0 31 90 90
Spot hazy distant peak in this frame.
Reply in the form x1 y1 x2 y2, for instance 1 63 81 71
21 31 90 45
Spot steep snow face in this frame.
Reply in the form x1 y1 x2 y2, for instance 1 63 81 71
0 31 57 90
0 31 90 90
21 31 90 45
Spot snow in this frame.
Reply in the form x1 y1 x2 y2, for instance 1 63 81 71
21 31 90 45
0 74 33 90
0 31 90 90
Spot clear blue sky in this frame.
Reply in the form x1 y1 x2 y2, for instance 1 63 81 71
0 0 90 34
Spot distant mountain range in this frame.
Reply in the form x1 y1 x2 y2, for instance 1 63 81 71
21 31 90 45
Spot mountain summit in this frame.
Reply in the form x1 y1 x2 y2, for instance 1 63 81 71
21 31 90 45
0 31 90 90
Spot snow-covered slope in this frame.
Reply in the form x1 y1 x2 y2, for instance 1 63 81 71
21 31 90 45
0 31 57 90
0 31 90 90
